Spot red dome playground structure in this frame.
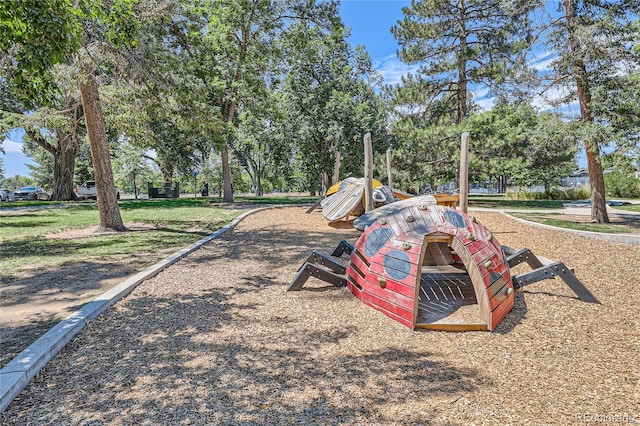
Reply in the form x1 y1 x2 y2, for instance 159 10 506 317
287 204 599 331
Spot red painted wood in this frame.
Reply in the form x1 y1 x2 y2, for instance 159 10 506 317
377 243 422 264
471 245 497 266
489 293 516 330
367 262 419 291
477 254 507 284
357 296 415 329
356 287 415 326
345 204 518 331
358 276 416 311
349 252 369 278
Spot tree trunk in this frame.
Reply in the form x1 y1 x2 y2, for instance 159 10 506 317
585 146 608 222
79 70 126 231
51 136 77 201
27 129 77 201
221 144 234 202
333 151 341 185
133 175 138 200
256 172 263 197
563 0 609 224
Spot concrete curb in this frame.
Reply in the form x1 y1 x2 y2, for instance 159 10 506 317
502 212 640 245
0 207 268 413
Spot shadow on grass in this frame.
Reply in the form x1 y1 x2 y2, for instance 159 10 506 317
0 228 215 260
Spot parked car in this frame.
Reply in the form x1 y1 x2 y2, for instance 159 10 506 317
13 186 50 201
75 180 120 200
0 188 15 201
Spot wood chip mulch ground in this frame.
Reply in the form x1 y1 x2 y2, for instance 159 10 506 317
2 206 639 425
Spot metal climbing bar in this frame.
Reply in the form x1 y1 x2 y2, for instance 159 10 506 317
286 249 347 291
503 246 600 304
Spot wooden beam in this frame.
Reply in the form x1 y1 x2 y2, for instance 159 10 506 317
386 147 393 188
364 132 374 213
459 132 469 213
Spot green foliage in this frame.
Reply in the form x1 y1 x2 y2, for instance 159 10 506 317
391 0 534 122
512 188 591 201
0 174 33 190
603 155 640 198
519 112 578 188
21 136 54 189
465 104 537 185
111 140 159 195
0 0 83 104
282 19 387 192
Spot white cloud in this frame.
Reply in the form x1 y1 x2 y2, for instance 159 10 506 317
374 54 421 86
530 51 556 72
2 139 24 153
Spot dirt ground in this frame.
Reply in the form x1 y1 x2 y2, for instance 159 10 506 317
0 223 175 367
1 206 639 424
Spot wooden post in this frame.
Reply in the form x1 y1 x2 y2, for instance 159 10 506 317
386 148 393 188
364 132 374 213
459 132 469 213
333 151 341 184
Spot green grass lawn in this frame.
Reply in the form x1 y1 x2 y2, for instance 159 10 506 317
613 203 640 212
0 198 273 276
0 196 318 276
509 212 638 234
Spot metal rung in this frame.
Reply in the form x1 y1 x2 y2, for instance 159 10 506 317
286 262 347 291
331 240 354 257
513 261 599 304
504 246 544 269
296 250 346 274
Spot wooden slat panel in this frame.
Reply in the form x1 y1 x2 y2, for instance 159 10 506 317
378 243 421 266
358 276 416 311
367 262 419 290
357 288 415 326
349 251 369 276
450 237 491 326
390 209 414 235
358 297 415 329
321 183 364 221
478 254 508 284
383 212 405 238
463 238 486 254
410 206 434 231
428 206 447 230
489 293 515 331
380 237 424 258
486 275 511 311
354 233 368 255
471 245 497 266
369 273 416 299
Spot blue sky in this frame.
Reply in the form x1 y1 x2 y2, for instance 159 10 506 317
339 0 414 84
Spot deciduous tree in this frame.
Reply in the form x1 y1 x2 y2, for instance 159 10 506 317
539 0 640 222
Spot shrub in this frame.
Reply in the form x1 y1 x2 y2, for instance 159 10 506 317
513 187 590 200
